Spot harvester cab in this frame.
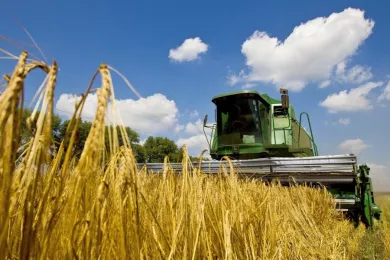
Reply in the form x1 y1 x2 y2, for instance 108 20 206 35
202 88 317 160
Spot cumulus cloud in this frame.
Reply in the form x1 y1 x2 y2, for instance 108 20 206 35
55 93 181 136
242 83 257 89
229 8 374 91
338 118 351 125
177 134 209 155
366 163 390 192
378 80 390 102
189 110 199 119
176 118 213 157
335 61 373 84
319 80 331 88
325 118 351 126
184 119 203 135
319 81 383 113
169 37 209 62
339 138 369 155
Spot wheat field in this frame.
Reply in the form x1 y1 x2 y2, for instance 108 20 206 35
0 50 389 259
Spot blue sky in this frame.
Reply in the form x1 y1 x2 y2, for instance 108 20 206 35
1 0 390 190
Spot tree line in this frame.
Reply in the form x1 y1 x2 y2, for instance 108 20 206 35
20 109 209 163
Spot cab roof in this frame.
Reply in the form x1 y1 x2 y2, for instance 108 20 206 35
211 90 281 105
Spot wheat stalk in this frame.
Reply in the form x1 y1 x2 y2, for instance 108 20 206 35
0 48 387 260
0 51 28 254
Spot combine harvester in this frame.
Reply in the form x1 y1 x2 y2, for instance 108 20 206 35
138 88 382 227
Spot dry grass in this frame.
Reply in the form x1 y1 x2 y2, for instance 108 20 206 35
375 193 390 257
0 50 389 259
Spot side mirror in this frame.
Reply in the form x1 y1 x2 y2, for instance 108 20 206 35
202 114 211 151
280 88 289 109
203 114 208 127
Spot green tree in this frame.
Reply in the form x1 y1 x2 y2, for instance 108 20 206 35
104 125 146 163
132 143 147 163
57 120 92 158
143 136 181 163
188 155 211 162
104 125 140 146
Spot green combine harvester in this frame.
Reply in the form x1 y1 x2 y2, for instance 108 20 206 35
138 88 382 227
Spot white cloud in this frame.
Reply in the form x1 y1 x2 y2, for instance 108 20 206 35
227 70 246 86
229 8 374 91
319 80 331 88
366 163 390 192
55 93 181 136
335 60 373 84
176 117 214 157
325 118 351 126
378 80 390 102
319 81 383 113
189 110 199 119
335 60 347 75
177 134 210 156
242 83 256 89
174 124 185 133
339 138 369 155
169 37 208 62
228 75 240 86
184 119 203 135
338 118 351 125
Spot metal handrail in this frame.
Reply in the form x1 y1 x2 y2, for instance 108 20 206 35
203 123 216 152
298 112 319 156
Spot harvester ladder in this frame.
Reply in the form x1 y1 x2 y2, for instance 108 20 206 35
271 113 291 146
